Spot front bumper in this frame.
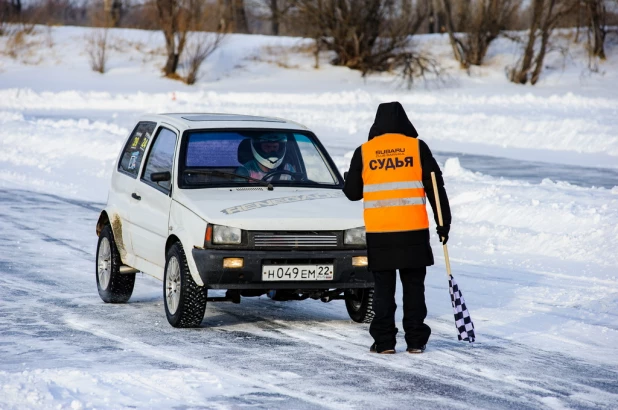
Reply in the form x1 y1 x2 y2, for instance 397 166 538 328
192 248 373 290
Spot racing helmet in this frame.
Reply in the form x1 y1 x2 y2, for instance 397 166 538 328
251 133 287 170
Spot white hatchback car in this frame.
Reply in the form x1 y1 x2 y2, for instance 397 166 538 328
95 113 374 327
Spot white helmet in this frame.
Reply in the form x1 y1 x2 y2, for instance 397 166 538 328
251 133 287 170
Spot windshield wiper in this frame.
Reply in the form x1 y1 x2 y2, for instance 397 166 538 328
183 168 274 191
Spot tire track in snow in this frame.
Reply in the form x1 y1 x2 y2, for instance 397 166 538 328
62 316 347 410
0 214 92 258
197 300 618 409
1 188 617 409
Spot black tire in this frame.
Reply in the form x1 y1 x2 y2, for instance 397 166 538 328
163 242 207 328
345 288 375 323
96 224 135 303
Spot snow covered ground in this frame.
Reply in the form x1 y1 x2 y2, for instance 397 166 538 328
0 26 617 409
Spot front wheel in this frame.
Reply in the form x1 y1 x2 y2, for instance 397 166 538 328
96 225 135 303
345 288 375 323
164 242 207 328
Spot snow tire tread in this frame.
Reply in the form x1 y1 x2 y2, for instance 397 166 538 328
363 289 375 324
346 288 375 323
165 242 207 328
97 224 135 303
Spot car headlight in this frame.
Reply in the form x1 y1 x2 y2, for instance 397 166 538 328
212 225 242 245
344 227 366 245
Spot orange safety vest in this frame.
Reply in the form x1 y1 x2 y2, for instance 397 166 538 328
361 133 429 233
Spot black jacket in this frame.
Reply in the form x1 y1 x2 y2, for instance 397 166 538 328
343 102 451 271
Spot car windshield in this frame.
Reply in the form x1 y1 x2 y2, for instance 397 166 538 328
181 130 341 188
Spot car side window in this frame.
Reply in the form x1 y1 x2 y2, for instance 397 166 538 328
118 121 157 178
295 134 337 184
141 127 178 193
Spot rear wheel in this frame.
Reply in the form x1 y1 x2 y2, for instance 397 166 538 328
164 242 207 328
345 288 375 323
96 225 135 303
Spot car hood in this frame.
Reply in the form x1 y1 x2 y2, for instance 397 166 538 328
174 187 365 231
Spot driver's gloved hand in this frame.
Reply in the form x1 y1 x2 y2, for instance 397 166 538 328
436 225 450 245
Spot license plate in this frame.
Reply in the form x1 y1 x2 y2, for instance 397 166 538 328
262 264 334 281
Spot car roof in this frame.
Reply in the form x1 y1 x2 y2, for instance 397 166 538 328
142 113 310 132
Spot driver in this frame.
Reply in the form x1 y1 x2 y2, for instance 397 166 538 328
236 133 296 180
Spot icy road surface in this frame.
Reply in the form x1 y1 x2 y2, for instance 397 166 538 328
1 188 617 409
433 151 618 190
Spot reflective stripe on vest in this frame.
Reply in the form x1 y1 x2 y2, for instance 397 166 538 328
364 196 427 209
361 134 429 233
363 181 424 192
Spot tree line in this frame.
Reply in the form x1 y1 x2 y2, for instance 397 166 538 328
1 0 616 86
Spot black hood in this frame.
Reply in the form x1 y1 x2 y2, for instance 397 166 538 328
368 101 418 140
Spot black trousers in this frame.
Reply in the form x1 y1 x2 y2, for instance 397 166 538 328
369 267 431 350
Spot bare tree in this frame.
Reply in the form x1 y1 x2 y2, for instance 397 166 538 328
0 2 8 35
86 1 114 73
218 0 250 33
268 0 283 34
583 0 608 59
116 1 160 30
0 0 21 32
103 0 123 27
182 31 226 84
252 0 293 35
156 0 202 77
39 0 83 25
396 50 445 88
286 0 442 87
283 0 323 66
292 0 429 73
234 0 250 33
154 0 225 80
10 0 20 16
439 0 522 67
87 28 110 73
509 0 575 85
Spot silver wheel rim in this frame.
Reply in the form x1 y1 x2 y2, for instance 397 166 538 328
97 237 111 290
166 256 181 315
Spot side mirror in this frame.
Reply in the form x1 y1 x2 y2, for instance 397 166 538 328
344 172 348 181
151 171 171 183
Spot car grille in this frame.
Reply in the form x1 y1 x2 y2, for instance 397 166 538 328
253 233 338 248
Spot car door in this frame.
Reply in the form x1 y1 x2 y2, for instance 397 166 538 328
109 121 157 265
129 125 179 274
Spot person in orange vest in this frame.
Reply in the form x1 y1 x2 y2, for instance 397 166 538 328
343 101 451 354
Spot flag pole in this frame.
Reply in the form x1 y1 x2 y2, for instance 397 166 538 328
430 172 452 277
431 172 476 343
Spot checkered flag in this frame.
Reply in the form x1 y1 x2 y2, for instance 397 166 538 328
430 171 476 343
449 275 475 343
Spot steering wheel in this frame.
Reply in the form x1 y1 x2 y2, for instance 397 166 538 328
261 170 306 181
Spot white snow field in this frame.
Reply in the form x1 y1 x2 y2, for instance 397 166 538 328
1 26 617 409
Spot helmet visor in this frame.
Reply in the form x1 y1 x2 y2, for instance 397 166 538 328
252 134 287 162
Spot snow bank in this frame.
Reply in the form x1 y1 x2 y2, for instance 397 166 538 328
441 158 618 271
0 110 126 198
2 87 617 160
